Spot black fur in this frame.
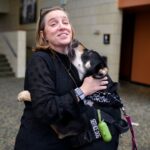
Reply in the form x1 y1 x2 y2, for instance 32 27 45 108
81 49 107 79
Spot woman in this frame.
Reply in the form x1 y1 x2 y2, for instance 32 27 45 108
14 6 121 150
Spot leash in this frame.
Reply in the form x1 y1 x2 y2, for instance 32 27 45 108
55 51 138 150
121 107 138 150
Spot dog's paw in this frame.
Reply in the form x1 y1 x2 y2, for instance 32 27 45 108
17 90 31 102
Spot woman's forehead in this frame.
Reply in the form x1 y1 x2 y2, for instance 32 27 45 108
45 10 68 21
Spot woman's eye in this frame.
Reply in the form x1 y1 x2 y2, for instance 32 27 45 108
63 21 69 25
50 23 57 27
63 19 69 24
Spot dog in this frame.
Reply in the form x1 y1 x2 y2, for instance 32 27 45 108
69 40 122 107
69 39 108 80
69 39 119 94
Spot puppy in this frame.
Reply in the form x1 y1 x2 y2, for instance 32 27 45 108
70 39 109 84
69 39 108 80
69 39 121 107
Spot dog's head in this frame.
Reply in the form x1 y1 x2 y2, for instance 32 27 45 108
68 39 85 60
70 39 108 80
81 49 108 79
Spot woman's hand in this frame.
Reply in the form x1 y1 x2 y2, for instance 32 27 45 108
80 76 108 96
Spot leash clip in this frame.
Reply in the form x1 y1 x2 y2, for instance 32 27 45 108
121 107 127 116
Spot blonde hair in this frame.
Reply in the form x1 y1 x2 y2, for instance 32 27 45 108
34 6 75 51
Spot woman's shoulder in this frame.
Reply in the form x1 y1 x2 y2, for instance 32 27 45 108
32 49 52 58
26 50 56 69
30 50 55 62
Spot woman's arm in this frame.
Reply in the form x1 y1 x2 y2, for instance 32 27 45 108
26 52 79 125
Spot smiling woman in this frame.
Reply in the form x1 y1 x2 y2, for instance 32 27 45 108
35 6 74 53
40 9 72 53
14 6 122 150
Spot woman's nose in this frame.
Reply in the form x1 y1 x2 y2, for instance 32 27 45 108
58 22 66 29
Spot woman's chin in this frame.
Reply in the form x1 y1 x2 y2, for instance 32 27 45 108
59 39 71 45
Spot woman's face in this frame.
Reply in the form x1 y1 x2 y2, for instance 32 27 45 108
41 10 72 52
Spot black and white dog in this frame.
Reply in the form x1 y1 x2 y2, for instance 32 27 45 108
69 39 122 108
69 39 108 80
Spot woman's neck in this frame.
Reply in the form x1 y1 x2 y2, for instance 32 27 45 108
51 45 68 55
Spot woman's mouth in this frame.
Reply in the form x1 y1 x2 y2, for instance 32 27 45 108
58 33 69 39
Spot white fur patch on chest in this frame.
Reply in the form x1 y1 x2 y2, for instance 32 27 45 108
72 49 85 80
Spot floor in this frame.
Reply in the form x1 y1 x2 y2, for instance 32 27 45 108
0 77 150 150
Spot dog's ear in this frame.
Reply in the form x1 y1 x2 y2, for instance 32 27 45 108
81 49 91 64
83 48 89 52
71 39 80 48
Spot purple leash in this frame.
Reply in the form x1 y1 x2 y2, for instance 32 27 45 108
122 107 138 150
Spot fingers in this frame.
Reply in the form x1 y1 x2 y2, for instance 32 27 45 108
81 75 109 96
96 76 108 90
99 80 108 86
93 76 108 85
17 90 31 102
89 75 108 87
100 76 108 81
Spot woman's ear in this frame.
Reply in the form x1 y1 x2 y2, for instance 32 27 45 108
40 30 48 43
40 30 44 40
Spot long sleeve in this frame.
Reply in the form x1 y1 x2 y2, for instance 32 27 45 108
26 52 80 125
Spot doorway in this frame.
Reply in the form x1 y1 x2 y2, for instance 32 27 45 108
119 12 135 81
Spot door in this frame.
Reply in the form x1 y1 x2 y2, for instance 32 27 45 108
119 12 135 81
131 12 150 85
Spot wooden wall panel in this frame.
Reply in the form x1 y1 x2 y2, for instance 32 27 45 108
131 12 150 85
118 0 150 8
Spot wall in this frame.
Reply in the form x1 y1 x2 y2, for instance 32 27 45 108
0 0 19 31
67 0 122 81
0 0 123 81
35 0 122 81
0 0 9 13
0 31 26 78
